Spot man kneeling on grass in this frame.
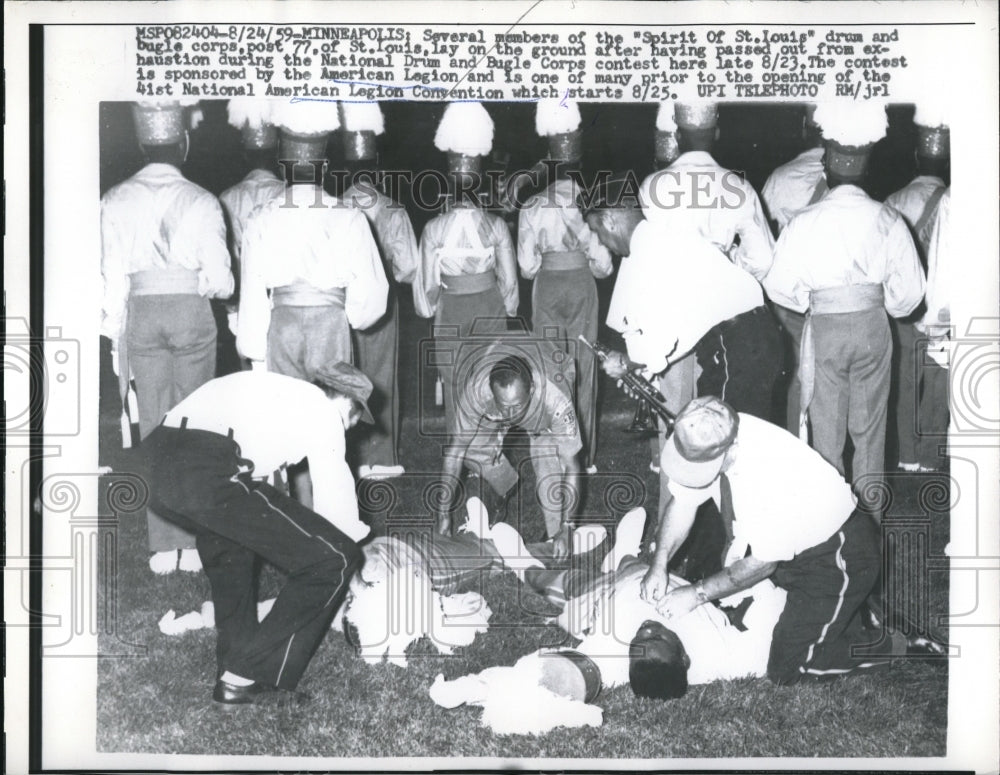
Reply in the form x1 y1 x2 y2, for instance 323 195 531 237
642 395 911 684
141 362 374 707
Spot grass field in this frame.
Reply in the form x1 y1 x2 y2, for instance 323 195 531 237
95 323 951 759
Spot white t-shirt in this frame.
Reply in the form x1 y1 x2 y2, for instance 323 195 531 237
606 219 764 374
665 414 857 563
162 371 369 542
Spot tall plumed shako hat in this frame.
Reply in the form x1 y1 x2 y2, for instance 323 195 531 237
654 101 680 165
273 99 341 163
227 99 279 150
535 98 582 161
814 101 888 181
226 97 278 150
341 102 385 161
131 98 201 145
434 102 494 174
913 101 949 160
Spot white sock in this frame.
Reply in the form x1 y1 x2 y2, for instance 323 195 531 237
220 670 254 687
149 550 178 575
178 548 202 572
572 525 607 555
463 496 491 539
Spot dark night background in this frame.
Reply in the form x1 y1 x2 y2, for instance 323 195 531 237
100 101 922 206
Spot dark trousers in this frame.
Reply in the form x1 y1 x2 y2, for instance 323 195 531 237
767 509 884 684
696 305 784 423
143 426 362 689
354 292 401 467
532 267 599 468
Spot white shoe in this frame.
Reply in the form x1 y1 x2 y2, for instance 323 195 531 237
649 461 661 474
585 464 598 475
572 525 607 555
602 507 647 573
360 464 405 480
149 550 178 575
463 496 491 539
178 548 202 572
898 462 936 473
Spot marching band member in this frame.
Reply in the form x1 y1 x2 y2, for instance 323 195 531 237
884 106 950 472
237 100 387 380
237 100 387 506
101 99 233 574
219 98 285 342
641 101 776 282
761 104 827 432
414 102 519 433
340 102 420 480
764 101 925 491
517 99 613 473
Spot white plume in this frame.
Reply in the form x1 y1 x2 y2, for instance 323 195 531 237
535 98 581 136
434 102 494 156
656 101 677 132
273 99 341 135
227 98 275 130
342 102 385 134
914 100 949 129
814 101 888 146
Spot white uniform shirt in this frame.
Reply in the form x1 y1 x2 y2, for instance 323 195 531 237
101 163 234 343
517 178 613 280
565 560 786 687
414 204 519 318
763 185 926 317
666 414 857 563
761 147 826 233
219 169 287 263
606 219 764 374
640 151 776 281
343 184 420 284
883 175 947 261
162 371 368 542
237 184 389 362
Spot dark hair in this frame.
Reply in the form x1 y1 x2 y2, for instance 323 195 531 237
488 355 534 392
141 143 185 167
628 623 689 700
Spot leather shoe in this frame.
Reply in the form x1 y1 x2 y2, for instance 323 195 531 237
212 678 270 706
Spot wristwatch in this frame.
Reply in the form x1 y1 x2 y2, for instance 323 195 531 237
693 580 709 606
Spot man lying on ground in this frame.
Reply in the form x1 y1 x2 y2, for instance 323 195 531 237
430 505 789 715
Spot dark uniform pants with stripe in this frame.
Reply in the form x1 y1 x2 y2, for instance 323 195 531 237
696 304 784 423
143 426 362 690
767 508 883 684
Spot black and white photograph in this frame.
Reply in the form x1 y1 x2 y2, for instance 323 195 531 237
4 1 999 772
